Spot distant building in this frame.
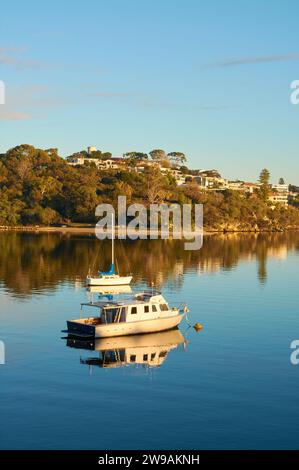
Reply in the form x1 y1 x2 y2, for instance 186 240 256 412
133 161 152 174
227 180 244 191
180 171 229 190
180 175 203 186
226 181 260 194
193 170 227 189
87 146 97 154
66 153 124 170
161 166 184 183
99 158 124 170
289 192 299 206
268 192 289 207
268 183 289 207
202 176 228 189
66 154 85 165
243 182 260 194
271 183 289 193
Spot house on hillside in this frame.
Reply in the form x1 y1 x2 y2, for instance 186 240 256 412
268 183 289 207
227 180 245 191
66 150 125 171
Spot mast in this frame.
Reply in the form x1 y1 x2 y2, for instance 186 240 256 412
111 211 114 268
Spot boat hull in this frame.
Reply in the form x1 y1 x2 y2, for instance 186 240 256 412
67 313 185 338
86 275 132 286
92 328 185 350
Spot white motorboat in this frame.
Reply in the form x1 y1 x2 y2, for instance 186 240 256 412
86 213 132 286
65 290 188 338
66 329 186 369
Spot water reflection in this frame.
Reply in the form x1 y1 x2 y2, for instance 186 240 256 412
65 329 186 370
86 285 132 303
0 231 298 297
86 285 133 295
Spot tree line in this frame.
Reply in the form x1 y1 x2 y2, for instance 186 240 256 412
67 148 187 167
0 144 299 230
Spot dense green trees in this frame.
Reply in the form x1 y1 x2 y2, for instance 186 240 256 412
123 152 148 160
85 150 112 159
122 149 187 166
0 145 299 230
0 145 101 225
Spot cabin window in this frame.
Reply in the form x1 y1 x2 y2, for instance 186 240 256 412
159 304 169 311
151 353 156 360
131 306 137 314
130 355 136 362
144 305 149 313
152 305 157 312
143 354 148 361
120 307 126 322
159 351 167 358
104 308 119 323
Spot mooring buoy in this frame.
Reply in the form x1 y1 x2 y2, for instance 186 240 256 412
194 322 203 332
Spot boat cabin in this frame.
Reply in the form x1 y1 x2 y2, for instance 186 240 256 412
79 291 172 326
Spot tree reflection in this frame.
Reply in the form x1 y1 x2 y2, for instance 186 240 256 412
0 231 298 297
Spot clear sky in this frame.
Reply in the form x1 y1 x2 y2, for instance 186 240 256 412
0 0 299 183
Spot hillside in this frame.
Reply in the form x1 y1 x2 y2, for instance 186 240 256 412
0 144 299 232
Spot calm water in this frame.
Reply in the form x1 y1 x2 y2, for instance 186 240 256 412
0 232 299 449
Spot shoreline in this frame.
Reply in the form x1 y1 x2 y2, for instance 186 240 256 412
0 225 298 236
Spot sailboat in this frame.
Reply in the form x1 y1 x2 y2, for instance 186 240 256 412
86 213 132 286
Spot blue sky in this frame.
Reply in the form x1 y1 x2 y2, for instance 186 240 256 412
0 0 299 183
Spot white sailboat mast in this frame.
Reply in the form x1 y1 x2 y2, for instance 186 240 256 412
112 211 115 267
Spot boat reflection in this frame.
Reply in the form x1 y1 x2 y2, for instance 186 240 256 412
66 329 186 369
86 284 132 304
86 285 132 295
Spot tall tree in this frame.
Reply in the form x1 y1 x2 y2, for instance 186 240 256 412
279 177 285 185
167 152 187 166
259 168 270 186
259 168 270 200
144 166 167 204
149 149 167 161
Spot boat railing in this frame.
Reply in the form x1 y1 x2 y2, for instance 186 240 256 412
134 290 161 299
80 301 119 309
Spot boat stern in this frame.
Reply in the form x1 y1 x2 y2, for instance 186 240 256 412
66 319 95 338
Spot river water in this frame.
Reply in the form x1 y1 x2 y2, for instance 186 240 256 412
0 232 298 449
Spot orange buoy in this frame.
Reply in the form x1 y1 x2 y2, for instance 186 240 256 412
194 322 203 332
